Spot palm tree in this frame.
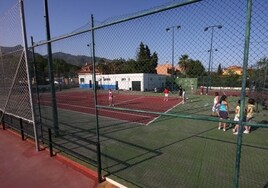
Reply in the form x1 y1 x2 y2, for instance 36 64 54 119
178 54 189 77
257 57 268 68
256 57 268 88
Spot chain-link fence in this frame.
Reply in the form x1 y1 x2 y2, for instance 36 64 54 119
1 0 268 187
0 2 35 131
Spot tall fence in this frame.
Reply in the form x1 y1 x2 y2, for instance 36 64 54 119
0 1 39 147
1 0 268 187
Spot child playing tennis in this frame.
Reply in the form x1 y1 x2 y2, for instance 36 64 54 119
211 92 220 116
232 100 241 135
163 87 169 101
182 89 186 104
108 89 114 106
244 98 255 134
217 95 229 131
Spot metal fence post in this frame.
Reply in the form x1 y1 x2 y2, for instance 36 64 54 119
0 111 5 130
233 0 253 187
19 118 25 140
48 128 53 157
91 14 103 183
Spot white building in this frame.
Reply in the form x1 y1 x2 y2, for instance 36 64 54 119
78 73 166 91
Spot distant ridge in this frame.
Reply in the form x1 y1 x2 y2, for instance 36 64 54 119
1 45 110 67
0 45 23 54
44 52 110 67
47 52 91 67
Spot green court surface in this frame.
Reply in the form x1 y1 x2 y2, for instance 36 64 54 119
39 93 268 188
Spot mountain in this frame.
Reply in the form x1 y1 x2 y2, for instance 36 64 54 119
0 45 110 67
48 52 90 67
45 52 111 67
0 45 24 54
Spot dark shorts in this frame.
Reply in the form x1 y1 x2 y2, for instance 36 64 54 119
219 111 228 119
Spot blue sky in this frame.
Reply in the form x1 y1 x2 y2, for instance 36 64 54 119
1 0 268 69
0 0 174 42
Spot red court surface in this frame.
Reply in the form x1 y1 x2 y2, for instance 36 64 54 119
0 129 100 188
41 91 182 125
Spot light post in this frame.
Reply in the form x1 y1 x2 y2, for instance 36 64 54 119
166 25 181 91
208 48 218 89
87 43 93 63
204 25 222 94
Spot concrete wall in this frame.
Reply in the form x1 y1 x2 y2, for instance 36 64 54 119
78 73 166 91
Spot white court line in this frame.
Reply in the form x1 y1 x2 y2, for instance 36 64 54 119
146 100 183 126
42 96 179 126
106 177 128 188
56 94 88 99
53 101 150 125
114 96 144 106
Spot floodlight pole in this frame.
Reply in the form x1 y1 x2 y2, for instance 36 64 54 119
204 25 222 95
208 48 218 89
44 0 59 135
166 25 181 91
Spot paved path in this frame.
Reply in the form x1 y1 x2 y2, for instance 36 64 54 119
0 128 99 188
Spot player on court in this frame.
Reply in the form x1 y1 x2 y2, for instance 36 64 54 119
108 89 114 106
163 87 169 101
211 92 220 116
218 94 229 131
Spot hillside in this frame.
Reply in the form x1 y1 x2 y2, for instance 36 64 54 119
44 52 110 67
0 45 112 67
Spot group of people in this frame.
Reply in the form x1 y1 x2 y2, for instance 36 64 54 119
212 92 256 134
163 86 186 103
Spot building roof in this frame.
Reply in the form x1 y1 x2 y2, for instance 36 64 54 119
222 65 243 75
156 63 181 76
77 63 100 74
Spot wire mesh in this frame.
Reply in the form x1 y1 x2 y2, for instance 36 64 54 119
0 2 33 122
1 0 268 187
32 32 99 164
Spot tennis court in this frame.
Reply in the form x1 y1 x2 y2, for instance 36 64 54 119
35 89 268 188
39 89 183 125
2 0 268 187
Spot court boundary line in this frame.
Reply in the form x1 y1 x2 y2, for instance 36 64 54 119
114 96 144 106
106 177 128 188
145 99 183 126
41 101 149 126
41 96 181 126
41 105 146 126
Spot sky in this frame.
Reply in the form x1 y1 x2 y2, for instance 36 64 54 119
0 0 175 43
1 0 268 69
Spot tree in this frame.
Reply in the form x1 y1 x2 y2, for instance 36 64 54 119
96 62 110 74
178 54 205 77
95 42 158 74
148 52 158 73
34 55 48 84
257 57 268 69
186 60 205 77
255 57 268 88
217 63 223 75
178 54 190 77
53 58 80 79
124 59 137 73
136 42 158 73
